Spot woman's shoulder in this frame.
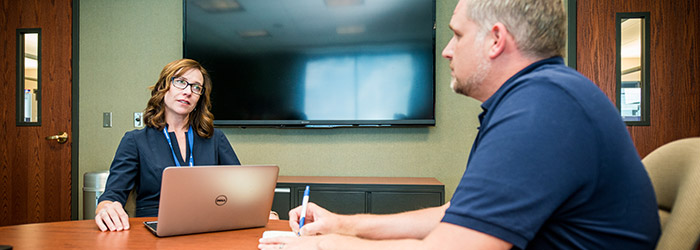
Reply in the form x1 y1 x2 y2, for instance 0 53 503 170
123 126 160 139
212 127 223 134
210 127 228 138
209 128 233 145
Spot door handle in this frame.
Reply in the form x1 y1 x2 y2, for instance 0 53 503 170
46 132 68 144
275 188 291 193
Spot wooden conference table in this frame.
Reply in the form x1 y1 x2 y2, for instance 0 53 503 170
0 217 290 249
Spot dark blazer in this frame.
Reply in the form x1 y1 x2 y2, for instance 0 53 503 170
98 126 241 217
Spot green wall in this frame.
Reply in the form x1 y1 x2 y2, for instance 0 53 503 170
78 0 480 219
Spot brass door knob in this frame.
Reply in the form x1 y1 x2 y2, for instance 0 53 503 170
46 132 68 144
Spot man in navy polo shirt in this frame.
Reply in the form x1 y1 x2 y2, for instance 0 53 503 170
258 0 661 249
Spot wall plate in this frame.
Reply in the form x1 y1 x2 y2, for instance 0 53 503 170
103 112 112 128
134 112 143 127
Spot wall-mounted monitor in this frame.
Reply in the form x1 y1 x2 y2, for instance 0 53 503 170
184 0 436 128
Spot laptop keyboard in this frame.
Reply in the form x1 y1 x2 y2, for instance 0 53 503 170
145 221 158 231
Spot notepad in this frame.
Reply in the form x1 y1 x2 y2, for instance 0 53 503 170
262 230 297 238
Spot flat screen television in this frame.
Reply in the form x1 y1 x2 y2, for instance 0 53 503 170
184 0 435 128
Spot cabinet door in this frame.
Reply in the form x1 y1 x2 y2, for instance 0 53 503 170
300 189 366 215
370 192 442 214
272 186 292 220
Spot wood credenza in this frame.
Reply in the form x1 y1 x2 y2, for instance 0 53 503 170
272 176 445 220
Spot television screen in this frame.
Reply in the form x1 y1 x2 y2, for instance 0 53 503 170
184 0 435 127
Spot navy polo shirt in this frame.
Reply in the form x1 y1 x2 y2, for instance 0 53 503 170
442 57 660 249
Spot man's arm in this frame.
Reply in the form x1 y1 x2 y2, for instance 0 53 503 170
317 223 512 250
260 220 512 250
261 202 513 250
342 202 450 240
289 202 449 239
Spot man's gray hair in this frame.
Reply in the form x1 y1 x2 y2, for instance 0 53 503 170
466 0 566 59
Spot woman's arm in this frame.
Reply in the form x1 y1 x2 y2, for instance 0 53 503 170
95 200 130 231
215 129 241 164
95 131 140 231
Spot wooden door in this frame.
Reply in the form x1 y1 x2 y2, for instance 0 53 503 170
577 0 700 157
0 0 73 226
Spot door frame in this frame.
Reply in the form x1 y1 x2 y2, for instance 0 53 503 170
71 0 80 220
567 0 577 69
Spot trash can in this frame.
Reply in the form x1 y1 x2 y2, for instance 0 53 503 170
83 171 109 219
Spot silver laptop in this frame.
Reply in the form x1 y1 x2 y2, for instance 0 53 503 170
144 165 279 237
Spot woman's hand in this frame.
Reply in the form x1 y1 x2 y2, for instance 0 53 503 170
270 210 280 220
94 200 130 231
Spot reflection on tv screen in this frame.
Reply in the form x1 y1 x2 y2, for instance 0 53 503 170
185 0 435 126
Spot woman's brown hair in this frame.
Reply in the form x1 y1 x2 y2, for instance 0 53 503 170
143 59 215 138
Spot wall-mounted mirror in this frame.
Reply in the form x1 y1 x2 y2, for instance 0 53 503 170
616 13 650 126
17 29 41 125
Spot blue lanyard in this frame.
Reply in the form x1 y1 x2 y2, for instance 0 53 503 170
163 125 194 167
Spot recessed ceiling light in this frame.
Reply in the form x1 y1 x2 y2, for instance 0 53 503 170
336 25 365 35
325 0 364 7
194 0 243 12
24 57 38 69
238 30 270 38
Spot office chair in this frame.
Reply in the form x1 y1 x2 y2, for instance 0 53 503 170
642 137 700 250
125 190 137 216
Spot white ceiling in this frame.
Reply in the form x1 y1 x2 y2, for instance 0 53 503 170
621 18 642 58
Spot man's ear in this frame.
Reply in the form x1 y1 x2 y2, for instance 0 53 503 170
487 22 508 59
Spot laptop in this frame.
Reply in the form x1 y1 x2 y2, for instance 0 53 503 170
144 165 279 237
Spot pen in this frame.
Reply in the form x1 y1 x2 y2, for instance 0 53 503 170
298 185 310 235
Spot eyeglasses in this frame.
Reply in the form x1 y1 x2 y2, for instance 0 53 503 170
171 77 204 95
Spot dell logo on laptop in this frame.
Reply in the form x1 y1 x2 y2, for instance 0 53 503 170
215 195 227 206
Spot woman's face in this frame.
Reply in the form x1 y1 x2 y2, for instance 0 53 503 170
163 68 203 120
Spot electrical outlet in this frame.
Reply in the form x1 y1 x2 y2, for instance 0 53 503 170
134 112 143 127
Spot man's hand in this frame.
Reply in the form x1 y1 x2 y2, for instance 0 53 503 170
288 202 344 236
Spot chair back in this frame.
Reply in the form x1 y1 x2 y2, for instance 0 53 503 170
642 137 700 250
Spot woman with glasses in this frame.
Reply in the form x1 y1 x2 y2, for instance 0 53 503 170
94 59 264 232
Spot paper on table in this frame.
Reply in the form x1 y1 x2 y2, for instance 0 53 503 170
262 230 298 238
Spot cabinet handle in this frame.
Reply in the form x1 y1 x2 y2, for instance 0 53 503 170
275 188 291 193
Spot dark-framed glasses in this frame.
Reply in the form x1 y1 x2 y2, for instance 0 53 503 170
171 77 204 95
